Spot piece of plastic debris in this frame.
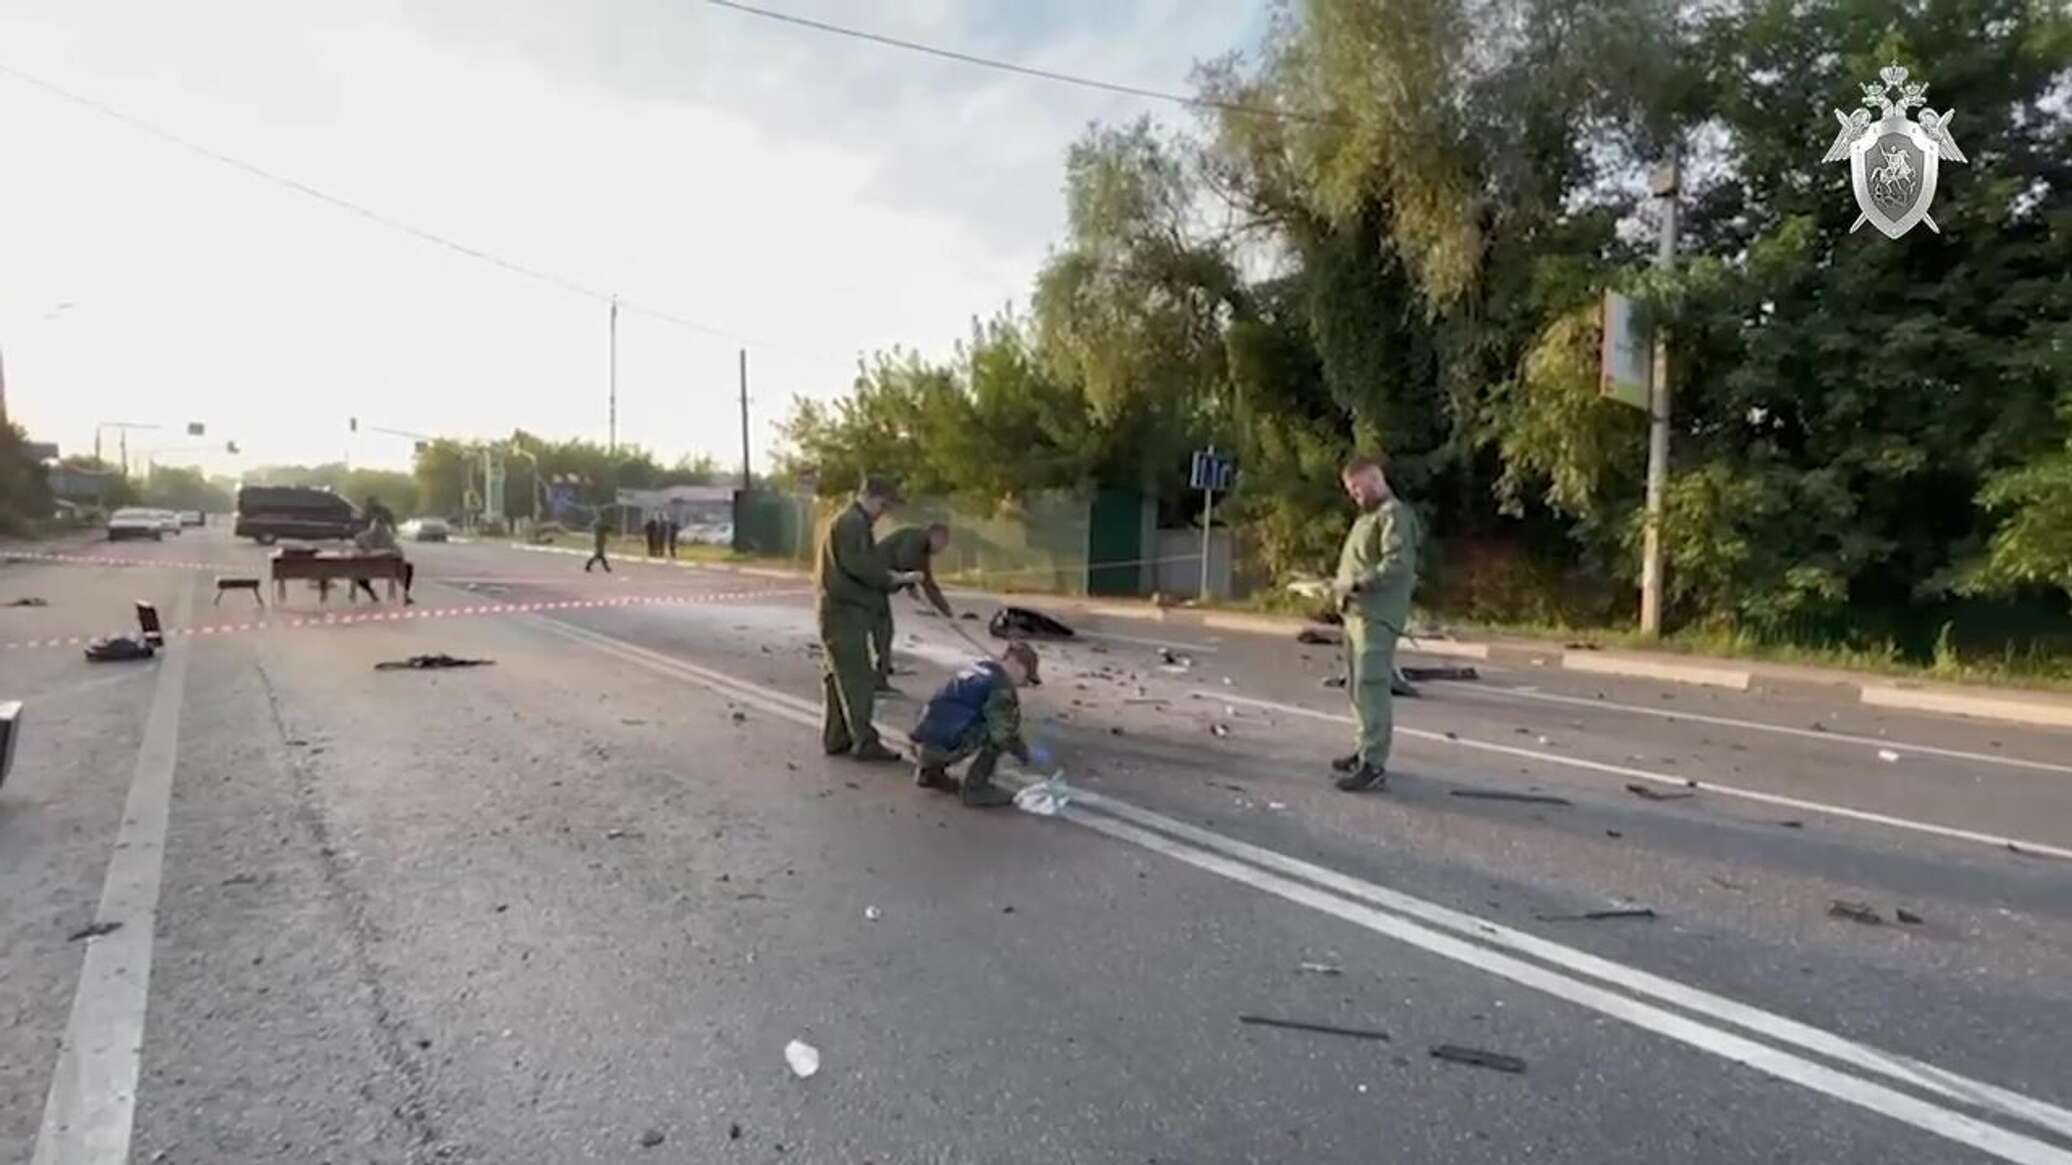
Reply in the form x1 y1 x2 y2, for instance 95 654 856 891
1896 908 1924 925
1430 1044 1527 1074
1401 665 1479 682
5 596 49 607
1534 908 1656 922
1239 1015 1390 1041
783 1040 820 1078
1776 819 1805 829
1877 749 1900 763
67 920 122 942
1828 900 1882 925
374 654 494 670
1013 775 1072 817
1267 801 1288 811
639 1129 665 1148
864 906 882 921
1625 783 1692 801
1321 676 1347 688
731 710 747 723
1450 789 1572 806
1297 962 1343 976
1209 723 1231 738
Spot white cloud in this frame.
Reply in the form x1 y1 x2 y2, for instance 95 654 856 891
0 1 1260 479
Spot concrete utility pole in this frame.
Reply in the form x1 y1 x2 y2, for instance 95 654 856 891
1639 157 1679 639
738 348 751 490
608 296 620 455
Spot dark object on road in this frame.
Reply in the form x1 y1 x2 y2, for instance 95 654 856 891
1828 900 1883 925
1401 665 1480 682
1624 782 1692 801
638 1129 665 1148
1450 789 1573 806
85 635 155 662
214 575 263 607
4 596 47 607
1564 642 1601 651
1296 626 1343 646
1535 908 1656 922
1309 607 1343 626
989 606 1074 641
1776 819 1805 829
0 700 20 790
729 1123 743 1141
1321 675 1347 689
1239 1015 1392 1042
959 611 979 621
1896 908 1925 925
135 601 164 648
1430 1044 1527 1074
68 920 123 942
374 654 496 670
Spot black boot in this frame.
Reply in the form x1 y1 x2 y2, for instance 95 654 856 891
915 764 956 792
1335 763 1387 792
960 748 1014 808
1330 754 1360 773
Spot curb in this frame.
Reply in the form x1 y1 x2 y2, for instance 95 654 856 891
1560 650 1753 692
1860 684 2072 730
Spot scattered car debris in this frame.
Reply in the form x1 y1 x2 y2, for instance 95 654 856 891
639 1129 665 1149
1604 829 1623 839
959 612 979 621
1400 665 1479 682
1267 801 1287 811
1297 962 1342 976
374 654 495 670
729 1123 743 1141
1535 908 1656 923
989 606 1074 640
1828 900 1883 925
1450 789 1573 806
1776 820 1805 829
1321 676 1347 689
1210 723 1231 738
4 596 49 607
1239 1015 1391 1042
1014 775 1073 817
1876 748 1901 763
1430 1044 1526 1074
1296 626 1344 646
68 920 122 942
864 906 882 921
1896 908 1925 925
84 635 154 662
783 1039 821 1079
1624 783 1692 801
730 710 747 723
1710 876 1747 891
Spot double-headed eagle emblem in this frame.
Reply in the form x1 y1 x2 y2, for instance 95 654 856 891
1821 63 1965 238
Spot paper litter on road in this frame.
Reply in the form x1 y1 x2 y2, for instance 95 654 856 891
783 1039 820 1078
1013 775 1073 817
864 906 882 921
1877 748 1901 762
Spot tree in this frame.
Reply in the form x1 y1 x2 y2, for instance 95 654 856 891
140 465 234 513
0 421 55 534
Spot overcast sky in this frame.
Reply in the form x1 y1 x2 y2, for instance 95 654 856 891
0 0 1266 480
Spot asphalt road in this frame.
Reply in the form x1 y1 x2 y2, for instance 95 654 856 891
4 525 2070 1164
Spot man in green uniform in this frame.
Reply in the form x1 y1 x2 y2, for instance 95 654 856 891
1330 456 1420 792
871 522 953 693
585 510 612 573
816 477 925 762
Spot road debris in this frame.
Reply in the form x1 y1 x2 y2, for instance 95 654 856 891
989 606 1074 641
1239 1015 1391 1042
374 654 495 670
1297 962 1343 976
1535 908 1656 923
1400 665 1479 682
729 1122 743 1140
68 920 122 942
1828 900 1883 925
1210 723 1231 738
1321 676 1347 688
730 710 747 723
1267 801 1287 811
783 1039 821 1079
1776 820 1805 829
84 635 154 662
1450 789 1573 807
1625 783 1692 801
1296 626 1344 646
1896 908 1925 925
1430 1044 1527 1074
5 596 48 607
1877 748 1901 763
638 1129 665 1149
864 906 882 921
1014 775 1073 817
1604 829 1623 838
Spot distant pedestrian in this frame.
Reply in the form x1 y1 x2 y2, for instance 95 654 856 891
871 522 954 692
585 511 612 573
911 641 1041 808
1329 456 1420 793
815 476 924 763
642 516 658 557
665 518 679 558
349 503 416 606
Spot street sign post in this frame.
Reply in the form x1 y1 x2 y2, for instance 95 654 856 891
1189 447 1237 601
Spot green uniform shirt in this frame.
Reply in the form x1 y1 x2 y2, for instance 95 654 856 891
877 526 952 616
981 681 1028 760
592 516 609 549
815 501 898 614
1335 496 1419 628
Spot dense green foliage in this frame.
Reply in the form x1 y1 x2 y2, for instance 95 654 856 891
776 0 2071 656
0 422 56 535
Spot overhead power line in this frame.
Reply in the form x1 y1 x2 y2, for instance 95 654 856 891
0 60 749 344
702 0 1345 127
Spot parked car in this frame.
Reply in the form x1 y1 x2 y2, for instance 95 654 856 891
234 486 366 545
151 509 184 535
107 508 165 542
399 517 450 543
180 510 205 527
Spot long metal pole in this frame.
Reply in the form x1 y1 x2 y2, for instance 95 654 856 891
608 296 619 455
1639 160 1679 638
738 348 751 490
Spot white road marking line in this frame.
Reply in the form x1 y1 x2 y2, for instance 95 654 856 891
1215 692 2072 861
523 613 2072 1162
32 576 196 1165
1076 629 1221 653
1445 682 2072 776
